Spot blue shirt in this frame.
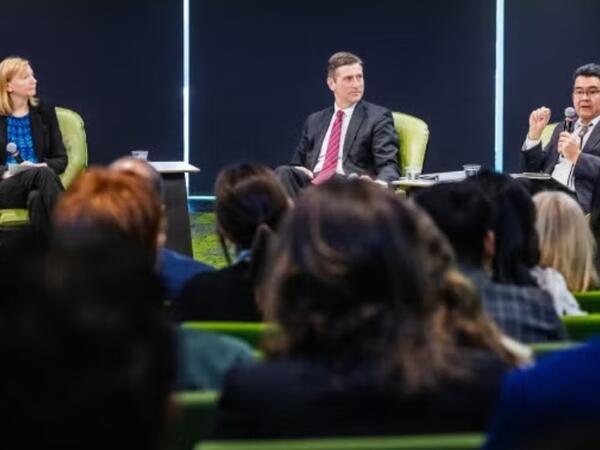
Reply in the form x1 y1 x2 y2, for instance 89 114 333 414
6 115 38 164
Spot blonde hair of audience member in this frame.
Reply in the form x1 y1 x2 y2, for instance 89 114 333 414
261 179 517 393
533 191 599 292
0 56 39 115
54 167 166 263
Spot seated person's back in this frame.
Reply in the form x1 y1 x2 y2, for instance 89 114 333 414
214 180 516 438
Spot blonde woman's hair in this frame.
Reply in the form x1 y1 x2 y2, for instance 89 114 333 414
0 56 39 116
533 191 598 292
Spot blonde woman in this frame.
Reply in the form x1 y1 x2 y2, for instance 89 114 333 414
0 56 66 232
533 191 598 296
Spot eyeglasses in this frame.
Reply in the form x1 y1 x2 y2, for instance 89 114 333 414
573 88 600 97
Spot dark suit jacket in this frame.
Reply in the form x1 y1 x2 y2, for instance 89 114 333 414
484 338 600 450
0 101 68 178
291 101 400 181
214 351 509 439
522 121 600 212
170 261 262 322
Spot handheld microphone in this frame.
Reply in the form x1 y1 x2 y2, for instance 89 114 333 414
564 107 576 133
6 142 23 164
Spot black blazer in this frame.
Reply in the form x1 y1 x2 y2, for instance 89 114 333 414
291 101 400 182
0 101 68 177
522 122 600 212
214 351 509 439
171 261 262 322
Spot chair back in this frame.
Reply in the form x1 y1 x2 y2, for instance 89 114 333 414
196 433 484 450
540 122 558 148
573 290 600 313
561 313 600 340
55 106 88 188
164 390 220 450
181 322 277 349
392 112 429 176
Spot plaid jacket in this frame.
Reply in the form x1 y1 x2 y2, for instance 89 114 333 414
461 266 568 344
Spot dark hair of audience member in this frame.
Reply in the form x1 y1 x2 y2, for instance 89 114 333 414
53 167 165 264
214 163 289 266
260 179 516 393
412 182 493 268
0 226 174 450
467 170 539 286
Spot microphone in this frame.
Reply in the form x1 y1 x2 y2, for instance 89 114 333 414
564 107 576 133
6 142 23 164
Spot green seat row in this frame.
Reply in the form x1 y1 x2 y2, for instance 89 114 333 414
181 322 278 348
195 434 483 450
164 390 220 450
574 290 600 313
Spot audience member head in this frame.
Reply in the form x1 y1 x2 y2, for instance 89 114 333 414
412 182 494 268
468 170 539 286
109 156 165 201
54 167 165 264
263 179 515 391
0 56 38 115
533 191 598 292
214 163 289 262
0 227 174 450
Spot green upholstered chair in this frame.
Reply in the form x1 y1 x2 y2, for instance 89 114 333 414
164 390 220 450
573 290 600 313
392 112 430 176
0 107 88 227
540 122 558 148
196 433 484 450
561 314 600 341
181 322 278 349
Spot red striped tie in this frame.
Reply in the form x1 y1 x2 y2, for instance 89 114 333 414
312 110 344 185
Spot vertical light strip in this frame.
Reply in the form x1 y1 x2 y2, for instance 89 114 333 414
494 0 505 172
183 0 190 192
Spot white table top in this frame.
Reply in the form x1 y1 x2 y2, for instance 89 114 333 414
148 161 200 174
392 170 466 187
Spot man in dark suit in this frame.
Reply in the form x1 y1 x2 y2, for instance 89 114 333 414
522 63 600 212
276 52 400 197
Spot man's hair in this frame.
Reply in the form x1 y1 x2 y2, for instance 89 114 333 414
327 52 363 79
413 182 493 267
573 63 600 81
110 156 165 201
0 228 174 450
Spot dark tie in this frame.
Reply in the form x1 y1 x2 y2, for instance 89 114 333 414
312 110 344 185
579 123 592 149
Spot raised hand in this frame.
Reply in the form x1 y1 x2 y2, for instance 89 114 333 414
528 107 551 141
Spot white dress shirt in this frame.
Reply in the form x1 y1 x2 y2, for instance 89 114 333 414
313 103 357 175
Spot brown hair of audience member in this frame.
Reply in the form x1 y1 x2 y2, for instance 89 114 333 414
261 179 516 393
54 167 165 263
0 56 39 115
327 51 363 79
214 163 289 264
533 191 599 292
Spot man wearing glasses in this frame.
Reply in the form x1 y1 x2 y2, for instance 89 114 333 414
522 63 600 212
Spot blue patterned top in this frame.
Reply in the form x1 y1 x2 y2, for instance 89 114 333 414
6 115 38 164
